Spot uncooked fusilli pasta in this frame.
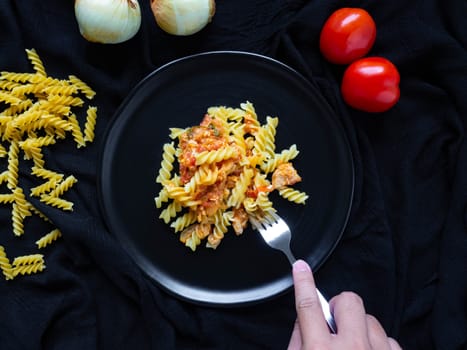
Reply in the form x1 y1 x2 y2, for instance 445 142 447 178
0 48 99 280
36 229 62 249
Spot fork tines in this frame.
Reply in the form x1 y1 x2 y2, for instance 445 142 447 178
248 210 278 231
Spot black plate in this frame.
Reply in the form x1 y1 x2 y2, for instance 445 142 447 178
98 51 354 306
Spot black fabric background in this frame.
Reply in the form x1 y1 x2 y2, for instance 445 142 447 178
0 1 466 349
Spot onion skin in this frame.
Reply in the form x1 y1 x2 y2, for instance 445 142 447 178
75 0 142 44
151 0 216 36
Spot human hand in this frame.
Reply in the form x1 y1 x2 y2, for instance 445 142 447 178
287 260 401 350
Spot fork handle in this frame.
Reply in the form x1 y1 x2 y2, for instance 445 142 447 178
316 288 337 334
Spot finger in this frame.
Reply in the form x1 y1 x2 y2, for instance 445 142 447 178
366 314 391 350
330 291 369 343
388 337 403 350
292 260 330 344
286 318 302 350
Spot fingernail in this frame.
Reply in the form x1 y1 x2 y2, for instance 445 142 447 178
293 259 311 272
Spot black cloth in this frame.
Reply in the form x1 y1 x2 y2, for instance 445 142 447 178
1 1 466 349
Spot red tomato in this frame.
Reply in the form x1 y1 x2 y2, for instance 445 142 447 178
319 8 376 65
341 57 400 113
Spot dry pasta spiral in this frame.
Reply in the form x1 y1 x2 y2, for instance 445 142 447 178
83 106 97 142
0 246 13 280
36 229 62 249
11 203 25 236
25 49 47 76
12 254 44 266
12 262 45 277
0 49 99 280
48 175 78 197
39 194 74 211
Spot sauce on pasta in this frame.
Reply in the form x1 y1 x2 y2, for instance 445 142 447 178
155 101 308 251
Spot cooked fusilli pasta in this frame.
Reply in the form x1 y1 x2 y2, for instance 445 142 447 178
156 142 176 184
155 101 308 251
278 187 309 204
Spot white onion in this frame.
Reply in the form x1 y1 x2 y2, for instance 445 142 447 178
74 0 142 44
151 0 216 36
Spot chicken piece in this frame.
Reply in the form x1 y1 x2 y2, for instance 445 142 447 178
232 207 249 235
271 162 302 190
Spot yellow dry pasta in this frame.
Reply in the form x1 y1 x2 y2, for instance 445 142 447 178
0 193 15 204
39 194 74 211
12 254 44 267
12 187 31 218
68 75 96 99
155 101 308 251
30 178 59 197
25 48 46 76
0 91 22 105
11 203 25 236
0 80 22 91
6 141 19 189
36 229 62 249
27 203 51 223
0 145 8 158
0 72 34 83
11 262 45 277
67 114 86 147
0 170 8 184
83 106 97 142
0 48 99 279
0 246 13 280
48 175 78 197
31 166 64 181
22 141 45 168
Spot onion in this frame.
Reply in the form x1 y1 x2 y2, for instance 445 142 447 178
74 0 142 44
151 0 216 36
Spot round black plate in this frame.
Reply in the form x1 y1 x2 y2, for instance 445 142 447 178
98 51 354 306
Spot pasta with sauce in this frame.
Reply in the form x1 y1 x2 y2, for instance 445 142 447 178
155 101 308 251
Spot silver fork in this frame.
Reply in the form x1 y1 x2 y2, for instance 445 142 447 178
249 211 337 334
